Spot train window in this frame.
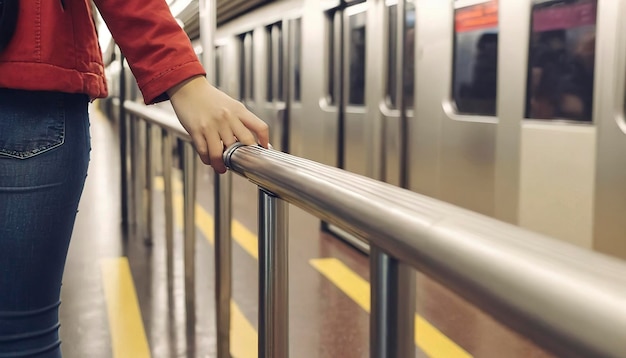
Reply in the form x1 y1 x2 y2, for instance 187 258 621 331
348 10 367 106
405 1 415 109
326 11 337 105
239 32 255 101
387 4 399 108
266 23 284 102
526 0 597 122
277 24 284 102
215 46 223 89
452 0 499 116
265 26 273 102
293 18 302 102
386 1 416 109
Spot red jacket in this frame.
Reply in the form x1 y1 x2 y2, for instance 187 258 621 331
0 0 205 104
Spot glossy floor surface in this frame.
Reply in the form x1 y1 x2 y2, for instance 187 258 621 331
57 106 554 357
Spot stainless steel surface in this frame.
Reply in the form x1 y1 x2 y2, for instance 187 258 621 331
593 0 626 258
370 247 415 358
116 0 626 260
493 0 524 224
119 54 129 231
183 143 197 332
201 0 234 354
145 123 154 243
125 101 190 141
258 190 289 358
162 130 175 283
343 4 368 177
136 120 148 240
214 172 233 358
224 144 626 358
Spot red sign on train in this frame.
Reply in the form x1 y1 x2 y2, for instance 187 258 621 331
455 0 499 33
533 1 597 32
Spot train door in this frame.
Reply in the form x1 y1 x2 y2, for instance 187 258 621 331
593 0 626 259
239 31 256 110
506 0 599 249
260 21 291 152
381 0 415 187
288 18 304 156
411 0 499 216
342 2 369 176
297 0 355 169
299 0 378 173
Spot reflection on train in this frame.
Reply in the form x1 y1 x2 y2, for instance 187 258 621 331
104 0 626 260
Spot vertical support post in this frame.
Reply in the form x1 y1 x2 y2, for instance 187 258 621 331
129 115 138 228
199 0 216 84
199 0 231 355
145 123 154 244
214 172 233 358
162 130 175 284
370 247 416 358
258 189 289 358
183 142 197 332
119 51 129 232
135 120 147 239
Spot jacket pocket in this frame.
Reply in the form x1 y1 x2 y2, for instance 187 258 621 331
0 90 65 159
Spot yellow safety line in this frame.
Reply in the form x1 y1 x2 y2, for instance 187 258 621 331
231 301 259 358
100 258 152 358
154 175 258 358
154 176 258 258
310 258 473 358
156 175 470 357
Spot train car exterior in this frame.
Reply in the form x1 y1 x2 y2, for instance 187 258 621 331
106 0 626 260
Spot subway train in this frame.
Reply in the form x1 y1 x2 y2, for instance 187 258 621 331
103 0 626 260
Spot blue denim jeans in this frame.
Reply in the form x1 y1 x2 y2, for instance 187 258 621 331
0 89 90 357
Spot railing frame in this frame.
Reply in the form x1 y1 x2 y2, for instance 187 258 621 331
123 101 626 358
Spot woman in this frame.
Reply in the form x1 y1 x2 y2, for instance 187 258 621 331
0 0 268 356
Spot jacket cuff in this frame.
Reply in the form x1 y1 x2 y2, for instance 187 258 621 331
140 61 206 105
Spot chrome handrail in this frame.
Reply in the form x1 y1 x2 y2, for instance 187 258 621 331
223 143 626 358
123 100 626 358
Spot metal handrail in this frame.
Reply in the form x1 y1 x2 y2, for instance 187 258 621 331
123 100 626 358
223 144 626 358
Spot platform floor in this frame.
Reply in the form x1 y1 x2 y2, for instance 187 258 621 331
57 106 554 357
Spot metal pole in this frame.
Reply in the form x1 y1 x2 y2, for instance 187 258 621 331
162 130 175 285
214 172 232 358
183 142 197 332
370 246 415 358
119 51 129 232
145 123 154 244
199 0 231 355
135 120 147 239
258 189 289 358
129 115 138 228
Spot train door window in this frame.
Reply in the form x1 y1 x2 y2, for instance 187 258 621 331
348 8 367 106
265 26 274 102
239 31 255 101
526 0 597 122
405 1 415 109
326 11 337 105
276 24 285 102
215 46 223 89
387 3 399 108
266 23 284 102
293 18 302 102
386 1 416 109
452 0 499 116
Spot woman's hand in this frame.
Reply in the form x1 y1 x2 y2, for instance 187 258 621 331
167 75 269 173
